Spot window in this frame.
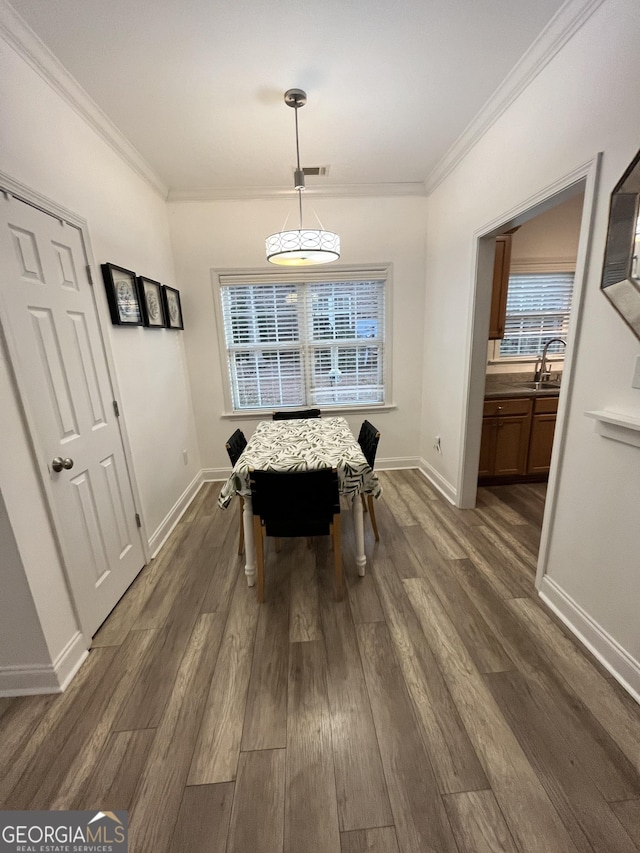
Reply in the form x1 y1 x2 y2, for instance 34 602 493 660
496 270 574 359
217 269 388 412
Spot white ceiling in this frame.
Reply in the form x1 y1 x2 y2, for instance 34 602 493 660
7 0 568 197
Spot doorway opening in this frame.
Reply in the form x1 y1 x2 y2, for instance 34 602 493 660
459 155 601 591
479 191 584 486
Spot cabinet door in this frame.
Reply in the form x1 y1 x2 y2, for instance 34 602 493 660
527 413 557 474
479 418 495 477
488 235 512 340
494 414 530 476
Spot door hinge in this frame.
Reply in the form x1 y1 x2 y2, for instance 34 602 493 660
85 264 94 285
113 400 120 417
135 513 141 528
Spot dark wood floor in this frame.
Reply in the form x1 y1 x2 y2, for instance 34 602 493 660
1 469 639 853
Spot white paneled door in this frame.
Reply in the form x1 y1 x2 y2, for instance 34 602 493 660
0 194 145 637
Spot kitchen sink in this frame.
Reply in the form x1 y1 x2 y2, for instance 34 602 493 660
519 381 561 391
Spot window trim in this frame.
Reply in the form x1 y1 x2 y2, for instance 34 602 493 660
488 258 575 364
212 264 394 416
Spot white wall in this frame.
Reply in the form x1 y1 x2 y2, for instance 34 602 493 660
0 33 200 688
510 192 583 265
423 0 640 693
167 195 428 470
0 487 50 669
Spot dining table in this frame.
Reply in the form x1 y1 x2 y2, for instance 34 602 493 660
218 416 381 587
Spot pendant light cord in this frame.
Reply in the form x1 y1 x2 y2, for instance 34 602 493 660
294 104 303 230
294 105 302 174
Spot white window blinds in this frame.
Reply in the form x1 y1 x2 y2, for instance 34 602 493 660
219 273 386 411
499 271 574 358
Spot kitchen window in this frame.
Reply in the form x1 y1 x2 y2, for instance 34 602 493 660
491 270 574 361
216 267 389 412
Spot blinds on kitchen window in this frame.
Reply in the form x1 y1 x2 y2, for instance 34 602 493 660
499 271 574 358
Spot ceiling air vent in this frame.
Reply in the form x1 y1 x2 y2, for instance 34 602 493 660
302 166 329 177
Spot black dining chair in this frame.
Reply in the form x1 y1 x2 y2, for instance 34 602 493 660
357 420 381 542
249 468 343 603
272 408 321 420
225 429 247 555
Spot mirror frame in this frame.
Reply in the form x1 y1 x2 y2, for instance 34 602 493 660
600 148 640 340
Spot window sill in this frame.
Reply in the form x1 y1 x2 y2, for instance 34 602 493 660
221 403 397 420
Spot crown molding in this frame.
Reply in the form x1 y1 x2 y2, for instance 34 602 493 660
424 0 606 195
167 182 427 203
0 0 168 199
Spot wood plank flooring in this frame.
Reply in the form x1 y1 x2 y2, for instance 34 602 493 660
1 471 639 853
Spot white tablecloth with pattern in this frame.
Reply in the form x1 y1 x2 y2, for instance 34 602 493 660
218 416 381 509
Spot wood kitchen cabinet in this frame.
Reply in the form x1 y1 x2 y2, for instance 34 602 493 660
488 234 512 339
480 397 532 479
527 396 559 475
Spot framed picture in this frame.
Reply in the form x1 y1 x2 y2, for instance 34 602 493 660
137 276 166 328
162 285 184 330
101 263 143 326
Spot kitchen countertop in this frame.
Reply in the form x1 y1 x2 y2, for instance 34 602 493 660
484 372 561 399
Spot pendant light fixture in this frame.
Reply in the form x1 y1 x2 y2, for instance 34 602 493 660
266 89 340 266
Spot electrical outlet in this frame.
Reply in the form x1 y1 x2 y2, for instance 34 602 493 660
433 435 441 453
182 449 189 465
632 356 640 389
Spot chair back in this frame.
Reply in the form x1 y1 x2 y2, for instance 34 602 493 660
272 408 321 420
249 468 339 537
358 420 380 469
225 428 247 466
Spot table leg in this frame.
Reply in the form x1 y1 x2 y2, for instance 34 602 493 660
353 494 366 576
242 495 256 587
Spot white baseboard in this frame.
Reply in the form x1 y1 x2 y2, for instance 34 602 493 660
539 575 640 703
0 631 87 696
376 456 421 470
416 457 458 505
201 467 231 482
0 662 62 696
55 631 89 692
148 471 204 557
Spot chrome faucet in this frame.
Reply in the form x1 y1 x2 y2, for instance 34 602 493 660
533 338 566 382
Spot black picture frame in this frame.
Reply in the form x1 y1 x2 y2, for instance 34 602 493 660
101 263 143 326
162 285 184 330
137 276 166 328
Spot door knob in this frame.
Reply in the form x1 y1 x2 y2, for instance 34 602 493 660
51 457 74 472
